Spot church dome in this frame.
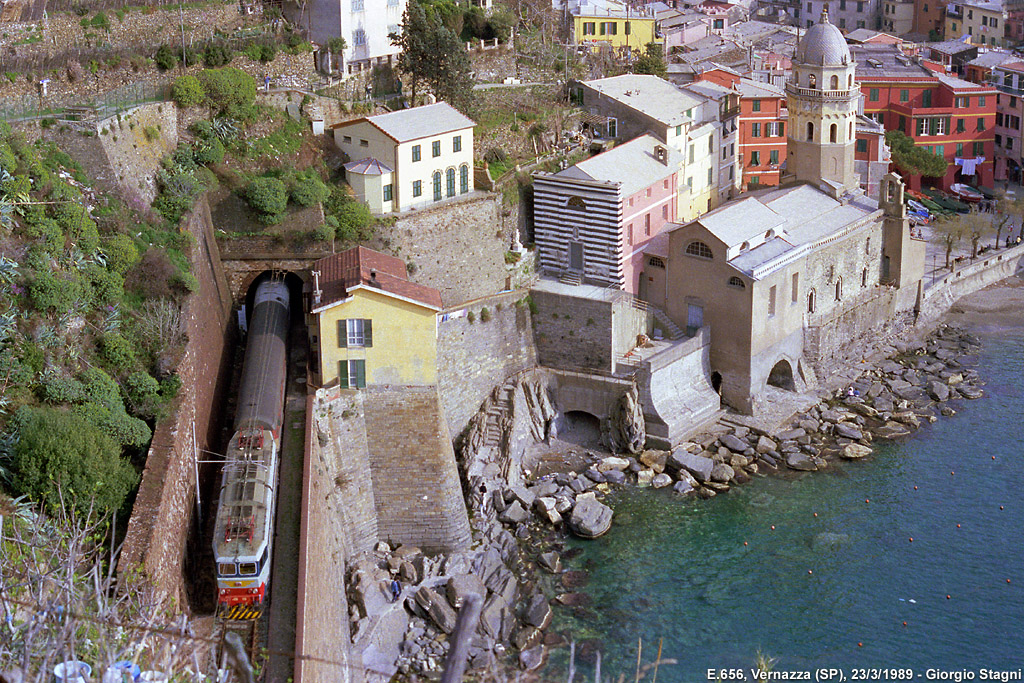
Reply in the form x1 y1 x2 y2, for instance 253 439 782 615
795 9 851 66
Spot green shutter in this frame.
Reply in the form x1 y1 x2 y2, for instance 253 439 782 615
338 319 347 348
945 117 951 133
364 319 372 347
353 360 366 389
339 360 349 388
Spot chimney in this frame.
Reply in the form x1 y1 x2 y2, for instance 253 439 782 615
369 270 381 287
654 144 669 165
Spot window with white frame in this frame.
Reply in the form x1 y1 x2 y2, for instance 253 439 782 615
339 318 373 347
353 29 366 45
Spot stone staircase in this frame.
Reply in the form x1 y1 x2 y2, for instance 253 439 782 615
558 271 582 286
650 306 685 341
481 381 516 452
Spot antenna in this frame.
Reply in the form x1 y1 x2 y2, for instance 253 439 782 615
312 270 322 305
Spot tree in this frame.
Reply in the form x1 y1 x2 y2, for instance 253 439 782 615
633 41 667 78
10 406 138 516
391 1 433 104
962 208 995 257
991 191 1023 247
886 130 949 178
196 67 256 118
931 213 970 268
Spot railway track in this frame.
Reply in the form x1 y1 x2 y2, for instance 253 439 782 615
212 605 266 680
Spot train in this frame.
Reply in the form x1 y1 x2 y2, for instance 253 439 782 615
213 279 290 612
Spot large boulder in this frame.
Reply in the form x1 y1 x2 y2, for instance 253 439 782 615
446 574 486 610
534 497 563 525
568 494 614 539
639 450 668 473
834 422 863 440
785 452 817 471
522 593 552 629
652 473 673 488
498 501 529 525
597 456 630 472
719 434 749 453
927 380 950 402
414 587 457 634
775 427 806 441
710 463 735 483
755 435 777 454
841 443 872 459
519 646 547 671
666 450 715 482
606 385 646 454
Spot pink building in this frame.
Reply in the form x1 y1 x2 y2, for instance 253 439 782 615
992 61 1024 183
533 135 684 294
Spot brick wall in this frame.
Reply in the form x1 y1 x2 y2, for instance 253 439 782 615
296 394 362 683
118 197 235 609
436 290 538 439
361 386 471 552
376 193 510 307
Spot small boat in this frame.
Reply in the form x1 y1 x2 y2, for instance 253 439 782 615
950 183 983 203
907 199 931 223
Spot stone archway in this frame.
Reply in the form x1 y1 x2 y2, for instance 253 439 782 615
561 410 603 448
767 359 797 391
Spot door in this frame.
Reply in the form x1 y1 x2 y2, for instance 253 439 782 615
569 241 584 272
687 304 703 335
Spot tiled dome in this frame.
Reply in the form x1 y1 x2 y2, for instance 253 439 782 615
795 9 851 66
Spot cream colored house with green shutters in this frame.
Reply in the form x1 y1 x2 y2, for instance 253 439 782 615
331 102 476 214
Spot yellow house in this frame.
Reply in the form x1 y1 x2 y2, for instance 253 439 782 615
571 7 659 54
308 246 442 388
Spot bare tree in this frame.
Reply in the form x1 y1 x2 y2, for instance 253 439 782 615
931 214 969 269
992 191 1024 248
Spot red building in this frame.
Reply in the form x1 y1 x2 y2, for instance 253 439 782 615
697 70 789 189
853 44 997 190
913 0 945 37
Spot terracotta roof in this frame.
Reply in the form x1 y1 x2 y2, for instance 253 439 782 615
313 246 442 311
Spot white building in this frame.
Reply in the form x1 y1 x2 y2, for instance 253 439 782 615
331 102 476 214
296 0 407 75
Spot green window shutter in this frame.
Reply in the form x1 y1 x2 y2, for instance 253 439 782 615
353 360 366 389
364 319 372 347
339 360 349 388
338 319 347 348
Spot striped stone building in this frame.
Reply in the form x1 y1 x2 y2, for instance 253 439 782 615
533 135 684 293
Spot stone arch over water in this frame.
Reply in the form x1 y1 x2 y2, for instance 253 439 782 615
767 359 797 391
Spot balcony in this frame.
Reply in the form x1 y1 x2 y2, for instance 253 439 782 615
784 82 858 101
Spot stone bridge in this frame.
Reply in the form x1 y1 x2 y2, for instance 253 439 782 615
545 368 635 420
216 237 324 304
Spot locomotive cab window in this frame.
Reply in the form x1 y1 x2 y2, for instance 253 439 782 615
239 562 258 576
218 563 237 576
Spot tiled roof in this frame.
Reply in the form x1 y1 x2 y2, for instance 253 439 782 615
333 102 475 144
313 246 442 311
794 9 851 66
343 157 394 175
581 74 704 126
553 134 684 197
736 77 785 98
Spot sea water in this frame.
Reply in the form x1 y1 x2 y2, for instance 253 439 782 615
553 328 1024 683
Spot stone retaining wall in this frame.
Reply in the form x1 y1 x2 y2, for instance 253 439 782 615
295 392 362 683
436 290 537 440
117 197 235 608
920 244 1024 321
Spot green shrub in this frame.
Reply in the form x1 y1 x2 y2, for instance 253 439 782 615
480 306 491 322
313 220 336 242
288 169 329 207
143 125 160 142
192 136 225 165
0 142 18 173
81 366 120 407
171 74 205 108
56 204 99 254
90 11 110 31
100 332 136 370
24 217 63 254
484 147 508 163
154 44 178 71
10 406 137 515
126 371 161 417
40 375 86 404
103 233 139 275
334 201 376 242
467 310 476 323
202 42 233 68
245 176 288 222
29 270 84 315
86 265 124 305
197 67 256 117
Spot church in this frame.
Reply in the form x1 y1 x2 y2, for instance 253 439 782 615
648 9 926 415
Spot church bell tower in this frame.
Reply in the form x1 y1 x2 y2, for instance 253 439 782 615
786 7 860 196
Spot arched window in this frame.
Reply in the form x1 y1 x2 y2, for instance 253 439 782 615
830 123 838 143
861 267 868 287
685 241 714 259
766 229 776 239
446 167 456 197
648 256 665 268
728 276 746 289
866 237 871 253
808 73 817 89
432 171 442 201
849 121 854 139
459 164 469 194
848 74 853 88
807 289 816 313
835 277 843 301
807 122 814 141
830 74 838 90
567 196 586 209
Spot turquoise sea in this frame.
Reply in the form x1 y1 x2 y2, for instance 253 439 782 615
553 327 1024 683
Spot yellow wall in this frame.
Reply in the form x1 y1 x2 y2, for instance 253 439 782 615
573 15 658 52
316 287 438 387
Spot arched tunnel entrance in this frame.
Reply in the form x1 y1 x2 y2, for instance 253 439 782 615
560 410 603 449
767 359 797 392
184 269 308 616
